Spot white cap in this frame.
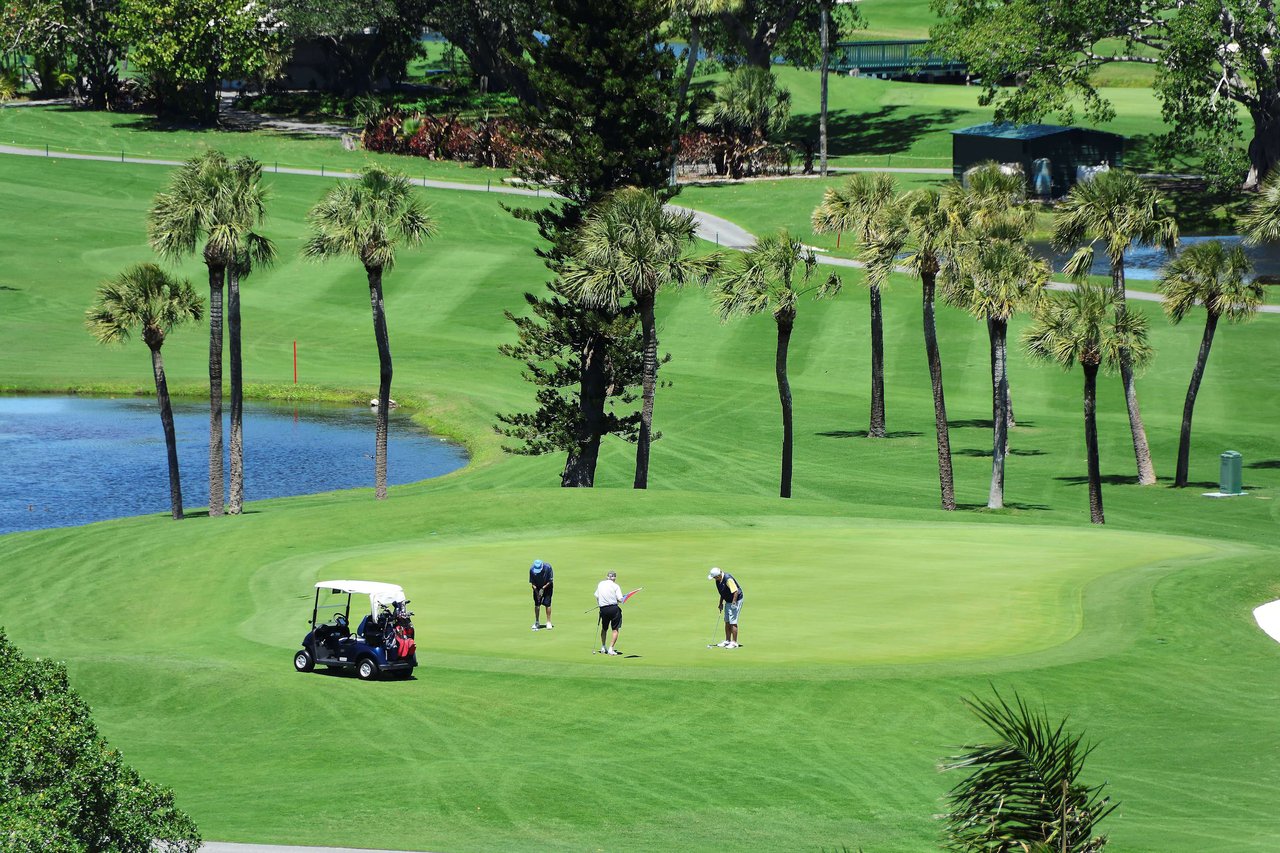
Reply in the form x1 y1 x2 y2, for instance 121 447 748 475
708 567 723 580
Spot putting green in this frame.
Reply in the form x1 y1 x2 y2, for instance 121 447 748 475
244 522 1219 673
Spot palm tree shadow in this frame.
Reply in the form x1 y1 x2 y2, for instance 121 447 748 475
948 418 1038 429
1054 474 1140 486
1247 460 1280 469
955 501 1052 512
816 430 923 439
956 448 1047 457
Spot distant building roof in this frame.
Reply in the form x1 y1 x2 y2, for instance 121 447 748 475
952 123 1124 141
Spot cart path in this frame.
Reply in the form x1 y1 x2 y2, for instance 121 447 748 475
2 143 1276 314
202 843 437 853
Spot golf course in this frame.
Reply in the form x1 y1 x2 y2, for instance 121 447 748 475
2 24 1280 851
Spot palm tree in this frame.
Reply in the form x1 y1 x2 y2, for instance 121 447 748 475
818 0 833 177
1158 241 1263 488
149 151 273 516
942 689 1117 852
864 188 958 510
699 66 791 179
85 264 203 520
1025 284 1151 524
811 172 897 438
303 167 436 500
561 187 721 488
1053 171 1178 486
1239 170 1280 244
712 230 841 498
941 178 1049 509
223 158 274 516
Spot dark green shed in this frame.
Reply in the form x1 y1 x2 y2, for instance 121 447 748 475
951 123 1126 198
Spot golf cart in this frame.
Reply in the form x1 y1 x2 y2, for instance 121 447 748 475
294 580 417 680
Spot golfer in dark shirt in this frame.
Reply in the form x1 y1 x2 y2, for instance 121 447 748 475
707 566 743 648
530 559 553 630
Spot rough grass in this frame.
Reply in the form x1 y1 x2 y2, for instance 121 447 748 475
1 150 1279 852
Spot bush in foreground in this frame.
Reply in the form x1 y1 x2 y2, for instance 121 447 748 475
0 628 200 852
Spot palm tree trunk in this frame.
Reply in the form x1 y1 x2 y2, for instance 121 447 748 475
634 292 659 489
988 317 1009 509
987 318 1010 460
1175 311 1219 488
562 329 607 487
366 265 393 500
819 1 830 177
227 264 244 515
150 343 184 521
669 18 702 187
868 284 886 437
777 309 796 498
922 271 955 510
1112 259 1156 484
206 263 225 517
1083 361 1104 524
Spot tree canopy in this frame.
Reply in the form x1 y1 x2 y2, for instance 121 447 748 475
931 0 1280 190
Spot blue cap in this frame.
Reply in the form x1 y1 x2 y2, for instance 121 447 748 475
531 559 544 572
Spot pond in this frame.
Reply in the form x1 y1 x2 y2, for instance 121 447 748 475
1032 234 1280 281
0 396 469 535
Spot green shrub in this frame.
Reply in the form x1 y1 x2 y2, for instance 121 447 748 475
0 629 200 852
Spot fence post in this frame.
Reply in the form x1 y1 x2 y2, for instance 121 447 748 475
120 150 125 162
320 165 324 177
45 144 49 157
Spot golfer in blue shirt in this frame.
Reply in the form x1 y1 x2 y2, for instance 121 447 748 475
708 567 743 648
530 559 553 630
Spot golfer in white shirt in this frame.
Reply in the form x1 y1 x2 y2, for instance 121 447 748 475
594 571 625 655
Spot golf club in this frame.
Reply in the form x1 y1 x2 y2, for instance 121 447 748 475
706 606 722 648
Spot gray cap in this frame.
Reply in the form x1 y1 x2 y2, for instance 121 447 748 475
607 571 617 579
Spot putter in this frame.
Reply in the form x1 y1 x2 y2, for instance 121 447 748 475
706 607 723 648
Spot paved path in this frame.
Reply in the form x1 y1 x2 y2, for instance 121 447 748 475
2 142 1276 314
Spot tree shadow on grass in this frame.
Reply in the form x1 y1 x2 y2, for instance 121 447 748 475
956 448 1047 458
948 418 1038 430
1247 460 1280 469
1055 474 1143 486
816 429 923 439
955 501 1052 512
787 105 967 157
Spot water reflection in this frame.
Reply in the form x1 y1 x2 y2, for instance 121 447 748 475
0 396 468 534
1032 235 1280 281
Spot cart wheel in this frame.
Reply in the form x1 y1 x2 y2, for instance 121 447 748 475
356 657 379 681
293 649 315 673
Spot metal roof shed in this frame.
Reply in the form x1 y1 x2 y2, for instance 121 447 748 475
951 123 1126 197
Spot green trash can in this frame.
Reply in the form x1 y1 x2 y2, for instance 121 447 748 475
1219 450 1243 495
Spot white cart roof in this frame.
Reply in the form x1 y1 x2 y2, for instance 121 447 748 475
316 580 407 612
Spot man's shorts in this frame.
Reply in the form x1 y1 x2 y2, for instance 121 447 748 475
533 584 553 605
723 600 742 625
599 603 622 630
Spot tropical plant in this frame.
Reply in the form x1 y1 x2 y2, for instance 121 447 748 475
149 150 273 517
942 167 1049 509
712 230 841 498
0 628 201 851
303 167 436 500
1158 241 1264 488
85 263 203 521
863 188 958 510
561 188 722 488
1053 171 1178 486
1024 283 1151 523
941 690 1117 852
1240 170 1280 244
812 171 897 438
699 66 791 179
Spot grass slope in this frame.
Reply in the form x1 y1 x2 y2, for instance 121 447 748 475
2 154 1280 851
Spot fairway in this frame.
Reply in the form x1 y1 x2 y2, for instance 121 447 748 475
276 524 1218 669
3 127 1280 851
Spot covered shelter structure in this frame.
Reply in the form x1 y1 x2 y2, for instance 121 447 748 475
951 123 1126 198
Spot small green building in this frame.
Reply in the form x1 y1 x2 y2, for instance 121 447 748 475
951 123 1126 198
